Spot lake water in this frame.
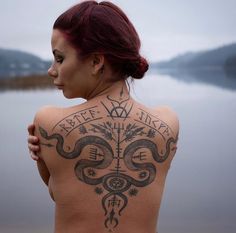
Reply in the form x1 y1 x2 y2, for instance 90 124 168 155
0 71 236 233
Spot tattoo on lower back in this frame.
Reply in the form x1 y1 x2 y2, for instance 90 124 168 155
39 93 177 232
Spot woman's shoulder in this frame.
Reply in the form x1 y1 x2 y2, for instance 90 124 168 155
33 103 88 129
33 105 66 130
153 105 178 119
133 100 179 137
135 101 178 123
34 105 61 120
149 105 179 138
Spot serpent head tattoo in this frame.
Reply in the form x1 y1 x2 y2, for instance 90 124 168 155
39 94 177 232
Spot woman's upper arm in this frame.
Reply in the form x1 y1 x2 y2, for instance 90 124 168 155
37 159 50 185
33 106 54 185
33 105 56 147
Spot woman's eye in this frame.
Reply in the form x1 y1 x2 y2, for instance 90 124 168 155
55 56 64 63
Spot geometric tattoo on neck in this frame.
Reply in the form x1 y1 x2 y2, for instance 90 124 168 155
38 93 177 232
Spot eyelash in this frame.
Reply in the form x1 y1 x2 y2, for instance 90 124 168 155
55 56 64 64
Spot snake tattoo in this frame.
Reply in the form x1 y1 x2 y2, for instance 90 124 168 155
38 95 177 231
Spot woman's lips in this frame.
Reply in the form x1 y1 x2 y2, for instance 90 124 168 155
54 84 64 89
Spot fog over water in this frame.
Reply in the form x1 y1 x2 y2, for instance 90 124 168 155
1 0 236 62
0 72 236 233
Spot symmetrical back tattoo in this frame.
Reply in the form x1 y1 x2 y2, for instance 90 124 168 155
39 89 177 232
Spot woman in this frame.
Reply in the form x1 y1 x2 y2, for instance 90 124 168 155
27 1 179 233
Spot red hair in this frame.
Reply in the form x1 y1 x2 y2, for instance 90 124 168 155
53 1 148 80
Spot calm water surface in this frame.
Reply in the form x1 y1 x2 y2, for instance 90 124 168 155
0 72 236 233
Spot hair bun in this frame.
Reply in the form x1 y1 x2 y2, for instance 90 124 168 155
130 56 149 79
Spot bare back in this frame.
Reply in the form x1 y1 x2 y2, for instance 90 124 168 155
34 90 179 233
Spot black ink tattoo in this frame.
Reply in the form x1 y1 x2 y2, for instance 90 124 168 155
95 187 103 195
40 142 54 147
101 95 133 120
136 108 174 141
52 106 102 136
128 188 138 197
38 94 177 232
39 127 113 160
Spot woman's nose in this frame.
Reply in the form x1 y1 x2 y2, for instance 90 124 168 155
48 65 58 78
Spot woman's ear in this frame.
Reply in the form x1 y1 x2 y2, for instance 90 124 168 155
91 54 105 75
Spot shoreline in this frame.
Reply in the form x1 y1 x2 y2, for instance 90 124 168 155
0 74 54 90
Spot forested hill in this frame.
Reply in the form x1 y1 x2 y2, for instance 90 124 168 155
1 43 236 80
154 43 236 72
0 48 51 79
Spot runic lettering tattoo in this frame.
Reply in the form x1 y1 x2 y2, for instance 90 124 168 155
52 106 102 136
39 93 177 232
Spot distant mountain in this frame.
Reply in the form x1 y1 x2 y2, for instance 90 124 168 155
150 43 236 90
0 48 51 79
154 43 236 72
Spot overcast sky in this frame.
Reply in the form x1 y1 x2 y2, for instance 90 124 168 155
0 0 235 62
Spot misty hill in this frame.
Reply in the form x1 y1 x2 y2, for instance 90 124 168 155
154 43 236 72
0 48 51 79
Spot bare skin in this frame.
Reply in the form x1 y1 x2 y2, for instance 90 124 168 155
28 29 179 233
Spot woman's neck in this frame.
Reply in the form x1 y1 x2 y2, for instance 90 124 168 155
85 80 130 101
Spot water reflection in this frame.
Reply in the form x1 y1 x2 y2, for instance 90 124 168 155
0 74 53 91
0 74 236 233
150 68 236 91
1 67 236 92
